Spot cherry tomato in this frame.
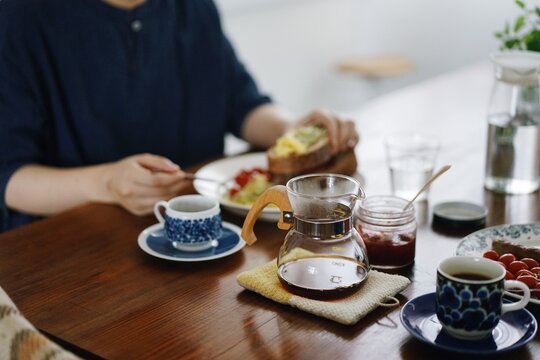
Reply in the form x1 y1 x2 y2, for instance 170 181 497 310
234 167 272 187
483 250 499 261
521 258 540 269
505 270 515 280
517 275 538 289
516 269 535 278
234 171 250 187
508 260 528 274
530 266 540 276
499 253 517 266
229 187 240 197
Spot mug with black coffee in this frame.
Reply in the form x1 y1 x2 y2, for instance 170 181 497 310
436 256 530 340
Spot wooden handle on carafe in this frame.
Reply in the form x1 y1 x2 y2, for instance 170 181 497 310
241 185 293 245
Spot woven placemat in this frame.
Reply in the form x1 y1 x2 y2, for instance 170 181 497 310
237 256 410 325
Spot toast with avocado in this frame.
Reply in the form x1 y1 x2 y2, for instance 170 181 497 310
267 125 358 183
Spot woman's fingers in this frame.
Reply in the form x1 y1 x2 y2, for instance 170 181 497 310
124 182 193 216
300 110 339 153
299 109 359 154
124 197 163 216
107 153 194 216
127 154 186 187
128 179 191 198
136 153 180 173
337 119 359 152
134 169 186 188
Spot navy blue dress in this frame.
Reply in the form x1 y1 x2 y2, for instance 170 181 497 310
0 0 271 231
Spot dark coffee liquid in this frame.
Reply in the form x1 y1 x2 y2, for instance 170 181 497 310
278 257 369 300
451 272 492 281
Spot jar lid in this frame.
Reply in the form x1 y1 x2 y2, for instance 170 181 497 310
432 202 488 230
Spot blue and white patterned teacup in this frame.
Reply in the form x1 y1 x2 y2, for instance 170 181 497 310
436 256 530 340
154 195 222 252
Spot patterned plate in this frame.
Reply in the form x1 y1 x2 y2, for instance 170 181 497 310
455 223 540 305
400 293 537 354
138 222 245 262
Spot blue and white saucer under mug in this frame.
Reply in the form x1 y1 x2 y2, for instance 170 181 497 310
436 256 530 340
154 195 222 251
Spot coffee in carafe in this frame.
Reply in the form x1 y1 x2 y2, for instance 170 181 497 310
242 174 370 300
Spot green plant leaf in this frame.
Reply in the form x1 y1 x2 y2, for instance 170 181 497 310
495 1 540 52
514 15 526 32
524 29 540 51
504 38 521 49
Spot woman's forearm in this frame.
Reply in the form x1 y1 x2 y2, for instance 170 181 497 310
242 104 294 149
5 164 114 216
5 154 190 217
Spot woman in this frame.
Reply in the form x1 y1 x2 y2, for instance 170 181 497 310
0 0 358 231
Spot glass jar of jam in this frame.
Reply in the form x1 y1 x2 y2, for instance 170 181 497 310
355 195 416 269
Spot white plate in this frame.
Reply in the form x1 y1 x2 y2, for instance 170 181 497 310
138 222 245 262
193 153 280 222
455 223 540 306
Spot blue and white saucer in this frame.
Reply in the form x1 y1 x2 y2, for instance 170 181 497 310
137 221 245 262
400 293 537 354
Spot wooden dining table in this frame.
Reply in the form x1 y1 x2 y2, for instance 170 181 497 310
0 62 538 360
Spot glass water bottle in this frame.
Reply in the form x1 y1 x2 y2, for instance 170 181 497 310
485 51 540 194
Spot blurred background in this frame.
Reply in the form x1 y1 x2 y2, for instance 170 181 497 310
216 0 519 114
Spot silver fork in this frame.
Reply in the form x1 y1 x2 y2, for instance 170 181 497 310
184 173 228 186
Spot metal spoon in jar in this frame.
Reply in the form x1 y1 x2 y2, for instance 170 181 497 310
403 164 452 210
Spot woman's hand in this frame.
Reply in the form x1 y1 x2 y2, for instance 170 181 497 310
242 104 359 152
103 153 191 215
296 109 359 154
5 153 191 217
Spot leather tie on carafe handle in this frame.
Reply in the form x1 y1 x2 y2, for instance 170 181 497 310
241 185 293 245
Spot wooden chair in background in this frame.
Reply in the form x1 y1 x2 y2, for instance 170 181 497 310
337 55 414 79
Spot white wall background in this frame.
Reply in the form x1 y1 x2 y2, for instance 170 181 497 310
215 0 521 115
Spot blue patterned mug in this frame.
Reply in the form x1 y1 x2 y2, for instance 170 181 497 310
436 256 530 340
154 195 222 251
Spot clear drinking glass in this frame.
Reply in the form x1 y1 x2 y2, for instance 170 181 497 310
385 134 439 201
485 51 540 194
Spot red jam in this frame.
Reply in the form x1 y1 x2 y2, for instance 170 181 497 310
355 195 417 269
359 229 416 268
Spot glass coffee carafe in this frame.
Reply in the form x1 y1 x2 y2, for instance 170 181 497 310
241 174 370 300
